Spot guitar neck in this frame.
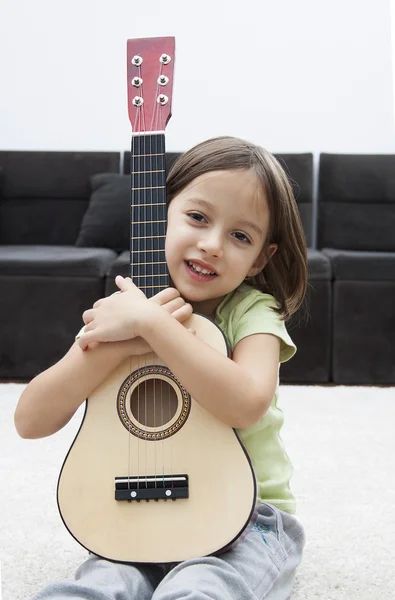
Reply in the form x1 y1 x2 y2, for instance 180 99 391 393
130 132 170 297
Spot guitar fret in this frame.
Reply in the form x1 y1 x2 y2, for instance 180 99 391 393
131 202 167 207
132 186 166 191
133 170 165 174
131 235 165 239
130 249 164 253
131 274 168 278
132 285 168 289
132 261 167 266
132 220 166 225
133 153 163 157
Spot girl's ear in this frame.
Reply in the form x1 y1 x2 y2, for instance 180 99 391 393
247 243 278 277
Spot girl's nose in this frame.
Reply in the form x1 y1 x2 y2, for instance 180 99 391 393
196 232 224 258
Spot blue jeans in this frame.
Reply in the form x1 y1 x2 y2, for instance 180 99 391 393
31 503 305 600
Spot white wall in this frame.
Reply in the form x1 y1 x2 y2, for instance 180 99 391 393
0 0 394 155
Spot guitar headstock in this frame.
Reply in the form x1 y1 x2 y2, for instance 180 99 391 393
127 37 175 133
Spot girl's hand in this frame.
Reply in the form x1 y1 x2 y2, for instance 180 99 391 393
78 276 193 351
78 276 146 349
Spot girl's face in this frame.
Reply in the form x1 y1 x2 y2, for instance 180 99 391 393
165 169 276 317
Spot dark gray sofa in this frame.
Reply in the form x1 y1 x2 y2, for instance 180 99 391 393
318 153 395 384
0 151 120 379
0 149 330 383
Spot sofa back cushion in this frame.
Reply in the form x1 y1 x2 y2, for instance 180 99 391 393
76 173 130 252
123 151 314 247
274 153 313 247
0 151 120 245
317 153 395 251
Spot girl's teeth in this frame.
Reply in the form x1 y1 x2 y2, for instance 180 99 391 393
188 261 215 275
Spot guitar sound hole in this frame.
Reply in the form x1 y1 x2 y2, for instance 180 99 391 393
130 379 178 427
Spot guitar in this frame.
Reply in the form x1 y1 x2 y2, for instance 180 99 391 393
57 36 257 563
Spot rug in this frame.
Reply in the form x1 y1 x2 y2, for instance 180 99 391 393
1 383 394 600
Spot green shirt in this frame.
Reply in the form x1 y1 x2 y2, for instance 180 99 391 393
214 283 297 514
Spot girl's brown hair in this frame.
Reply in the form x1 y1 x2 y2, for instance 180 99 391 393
166 136 308 320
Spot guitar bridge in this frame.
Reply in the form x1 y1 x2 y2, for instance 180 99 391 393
115 474 189 501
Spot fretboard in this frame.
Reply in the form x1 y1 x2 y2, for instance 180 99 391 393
130 133 170 298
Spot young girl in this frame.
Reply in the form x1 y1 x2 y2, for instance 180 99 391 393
15 136 308 600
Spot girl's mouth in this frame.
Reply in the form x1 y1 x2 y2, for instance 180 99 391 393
184 261 217 282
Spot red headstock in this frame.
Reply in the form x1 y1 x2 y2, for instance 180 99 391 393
127 37 175 134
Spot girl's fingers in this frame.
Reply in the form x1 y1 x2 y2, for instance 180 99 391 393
78 335 88 350
82 309 95 325
161 296 185 313
116 275 139 290
115 275 130 292
171 303 193 322
82 322 94 333
80 340 100 352
86 341 100 351
115 276 146 300
150 287 180 305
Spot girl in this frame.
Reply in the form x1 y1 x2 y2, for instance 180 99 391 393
15 136 308 599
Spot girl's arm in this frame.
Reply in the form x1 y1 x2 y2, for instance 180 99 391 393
140 308 280 430
14 339 141 439
15 287 193 439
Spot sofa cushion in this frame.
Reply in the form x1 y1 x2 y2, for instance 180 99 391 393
274 153 313 247
318 153 395 251
322 248 395 281
0 246 117 277
0 151 120 245
307 249 332 280
76 173 130 252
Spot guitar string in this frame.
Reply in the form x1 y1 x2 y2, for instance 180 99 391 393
155 72 163 487
159 69 165 490
129 109 135 494
141 71 153 492
130 129 133 494
154 73 159 490
161 66 172 490
151 61 162 492
144 117 147 492
131 95 140 494
139 80 144 493
141 72 147 492
129 102 135 493
157 71 166 489
135 62 144 494
148 81 153 489
156 64 170 491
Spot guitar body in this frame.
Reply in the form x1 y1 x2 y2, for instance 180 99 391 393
58 313 257 563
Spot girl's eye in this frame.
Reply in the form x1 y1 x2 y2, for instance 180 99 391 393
233 232 251 244
188 212 206 223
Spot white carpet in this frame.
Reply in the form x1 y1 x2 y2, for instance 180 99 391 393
1 383 394 600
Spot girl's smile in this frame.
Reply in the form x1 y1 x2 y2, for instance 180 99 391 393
184 260 218 281
165 169 275 317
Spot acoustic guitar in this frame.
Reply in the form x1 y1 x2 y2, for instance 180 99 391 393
57 36 257 563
